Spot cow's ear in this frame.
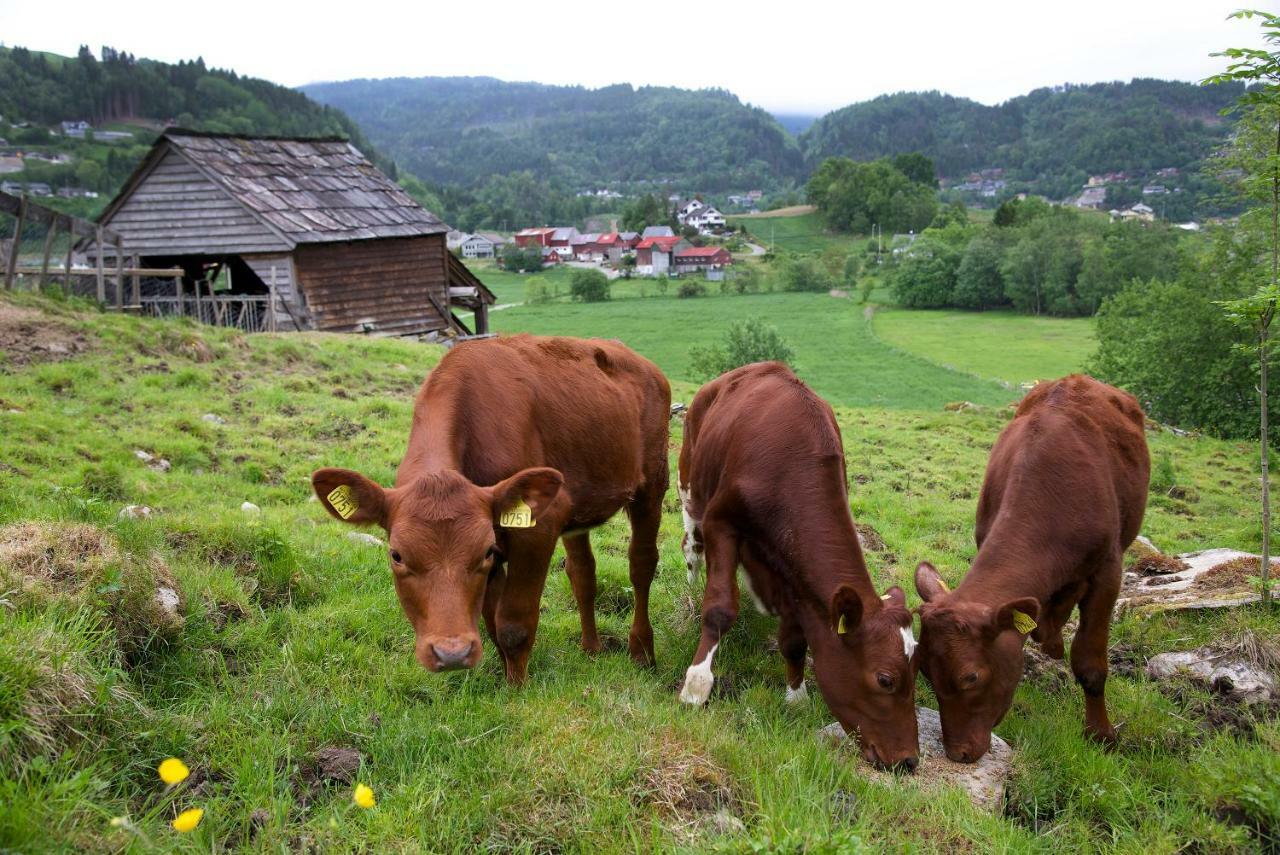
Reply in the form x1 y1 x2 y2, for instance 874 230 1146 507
914 561 950 602
994 597 1041 636
881 585 907 609
829 584 863 637
312 468 388 527
489 467 564 525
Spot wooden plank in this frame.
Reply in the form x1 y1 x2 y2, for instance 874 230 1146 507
131 254 141 308
95 225 105 302
39 217 56 290
5 195 27 290
114 239 124 309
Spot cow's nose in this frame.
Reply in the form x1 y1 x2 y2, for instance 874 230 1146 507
432 639 474 670
892 756 919 775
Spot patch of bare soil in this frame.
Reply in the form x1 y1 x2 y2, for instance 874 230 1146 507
0 303 90 367
634 734 742 839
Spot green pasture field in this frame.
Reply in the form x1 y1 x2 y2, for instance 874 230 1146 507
728 211 865 255
871 308 1097 388
0 291 1277 852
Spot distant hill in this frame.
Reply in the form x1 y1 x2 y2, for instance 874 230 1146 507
301 77 805 193
772 113 819 135
0 45 393 177
800 79 1244 199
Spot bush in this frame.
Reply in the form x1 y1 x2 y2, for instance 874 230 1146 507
524 277 552 304
782 256 834 293
889 236 962 307
677 280 706 298
689 318 795 380
502 243 544 273
569 269 610 302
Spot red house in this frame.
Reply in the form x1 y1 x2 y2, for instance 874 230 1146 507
636 235 689 274
515 227 556 248
674 246 733 272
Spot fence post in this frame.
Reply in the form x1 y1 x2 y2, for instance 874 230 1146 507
4 195 26 290
39 217 57 291
131 253 140 308
95 225 105 303
63 223 74 289
114 238 124 310
269 265 278 333
176 275 185 319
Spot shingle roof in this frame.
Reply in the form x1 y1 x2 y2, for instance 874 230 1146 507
637 235 683 250
641 225 675 238
163 131 447 244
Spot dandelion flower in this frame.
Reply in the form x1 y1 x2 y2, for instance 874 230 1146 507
158 758 190 785
109 816 129 828
171 808 204 833
352 783 376 809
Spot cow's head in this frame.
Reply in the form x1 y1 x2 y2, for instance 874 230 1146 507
312 466 563 673
812 584 920 773
913 561 1039 763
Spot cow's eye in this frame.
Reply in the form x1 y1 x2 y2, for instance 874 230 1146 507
390 549 403 564
485 545 501 561
876 672 895 691
962 672 979 687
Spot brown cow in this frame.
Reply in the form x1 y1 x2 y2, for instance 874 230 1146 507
678 362 920 771
914 374 1149 762
313 334 670 683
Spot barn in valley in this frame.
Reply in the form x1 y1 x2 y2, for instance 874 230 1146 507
93 130 494 336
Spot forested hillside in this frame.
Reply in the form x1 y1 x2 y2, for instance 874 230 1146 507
0 45 394 203
301 77 804 192
801 80 1244 205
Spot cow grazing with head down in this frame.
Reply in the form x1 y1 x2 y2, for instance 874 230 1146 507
678 362 919 772
914 374 1149 762
313 334 670 684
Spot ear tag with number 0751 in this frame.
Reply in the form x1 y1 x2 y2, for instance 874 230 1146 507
499 498 536 529
327 485 359 520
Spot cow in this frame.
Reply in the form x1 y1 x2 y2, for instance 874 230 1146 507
312 334 671 684
677 362 920 772
914 374 1149 762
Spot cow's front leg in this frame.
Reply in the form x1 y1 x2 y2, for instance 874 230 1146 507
1071 558 1122 744
680 524 739 705
495 528 558 685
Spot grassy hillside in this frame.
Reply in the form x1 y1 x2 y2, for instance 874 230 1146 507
1 292 1277 851
727 209 867 255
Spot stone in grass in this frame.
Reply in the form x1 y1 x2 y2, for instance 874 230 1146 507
1147 647 1276 705
313 746 363 784
818 707 1013 811
201 413 226 426
118 504 154 520
133 449 171 472
241 501 261 514
346 531 385 547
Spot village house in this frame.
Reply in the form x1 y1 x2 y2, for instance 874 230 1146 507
547 226 580 258
1142 184 1168 196
514 227 556 247
90 129 494 336
676 199 705 224
641 225 675 239
460 232 505 259
1075 186 1108 209
635 235 691 276
674 246 733 278
1115 203 1155 223
571 232 602 261
686 206 726 231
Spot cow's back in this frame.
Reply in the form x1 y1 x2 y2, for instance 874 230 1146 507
405 335 669 521
980 374 1149 553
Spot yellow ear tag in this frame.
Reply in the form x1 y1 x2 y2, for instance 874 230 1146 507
938 578 951 594
837 614 848 635
499 497 536 529
1011 610 1038 635
327 484 359 520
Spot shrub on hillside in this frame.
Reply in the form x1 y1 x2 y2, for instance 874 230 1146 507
677 280 706 298
689 318 795 380
781 256 834 292
569 269 611 302
502 243 544 273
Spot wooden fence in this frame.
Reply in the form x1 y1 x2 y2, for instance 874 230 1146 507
1 190 127 297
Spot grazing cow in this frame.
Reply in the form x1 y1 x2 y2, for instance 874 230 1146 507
678 362 919 771
313 334 670 683
914 374 1149 762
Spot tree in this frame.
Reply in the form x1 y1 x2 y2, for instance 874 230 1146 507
689 318 795 380
569 268 610 302
953 234 1006 309
892 152 938 188
889 235 962 307
621 194 670 233
502 243 544 273
1204 8 1280 605
806 157 938 234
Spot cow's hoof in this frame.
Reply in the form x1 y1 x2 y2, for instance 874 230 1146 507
679 669 714 705
785 682 808 704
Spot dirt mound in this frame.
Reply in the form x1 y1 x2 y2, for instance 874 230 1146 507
0 303 90 367
635 734 742 837
1194 556 1258 590
0 521 184 658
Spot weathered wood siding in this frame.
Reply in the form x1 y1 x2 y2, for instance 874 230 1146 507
241 254 310 331
294 234 450 335
103 149 289 255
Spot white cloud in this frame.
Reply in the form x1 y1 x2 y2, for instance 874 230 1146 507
0 0 1271 114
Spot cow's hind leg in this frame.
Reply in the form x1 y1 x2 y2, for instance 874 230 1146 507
494 529 559 685
563 532 601 654
626 485 664 667
1071 554 1122 745
680 523 739 705
779 609 808 703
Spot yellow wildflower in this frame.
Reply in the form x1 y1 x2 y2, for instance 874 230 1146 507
171 808 204 833
352 783 376 809
158 758 190 785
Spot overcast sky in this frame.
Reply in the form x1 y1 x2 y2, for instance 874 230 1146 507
0 0 1274 114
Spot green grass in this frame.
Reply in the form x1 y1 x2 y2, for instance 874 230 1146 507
871 308 1098 388
1 291 1277 852
728 211 864 255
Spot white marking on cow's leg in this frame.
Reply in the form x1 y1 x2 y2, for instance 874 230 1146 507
785 681 808 704
679 642 719 705
900 626 918 659
678 485 703 584
738 568 771 615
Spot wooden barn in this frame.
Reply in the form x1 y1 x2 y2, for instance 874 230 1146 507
93 130 494 336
